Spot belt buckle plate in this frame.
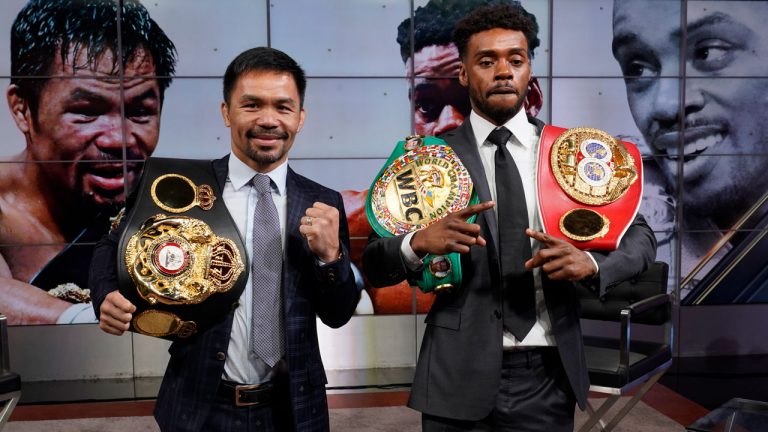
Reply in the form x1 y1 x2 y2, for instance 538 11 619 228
234 383 262 407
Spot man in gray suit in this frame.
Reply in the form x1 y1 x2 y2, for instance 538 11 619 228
364 4 656 431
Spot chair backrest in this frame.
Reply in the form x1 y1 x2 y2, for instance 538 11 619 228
577 261 670 325
0 314 9 372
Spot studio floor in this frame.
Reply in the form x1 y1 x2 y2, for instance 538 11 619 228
7 383 708 431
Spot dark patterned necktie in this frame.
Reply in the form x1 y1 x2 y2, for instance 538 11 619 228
487 127 536 341
250 173 284 367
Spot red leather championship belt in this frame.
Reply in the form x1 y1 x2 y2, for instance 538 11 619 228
537 126 642 251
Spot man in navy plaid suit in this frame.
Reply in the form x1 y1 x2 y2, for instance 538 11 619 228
90 47 361 431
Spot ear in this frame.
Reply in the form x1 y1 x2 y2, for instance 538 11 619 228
458 63 469 88
297 107 306 133
7 84 31 134
220 101 230 127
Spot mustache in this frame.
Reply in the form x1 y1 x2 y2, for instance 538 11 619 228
247 127 288 140
651 116 728 140
78 151 145 174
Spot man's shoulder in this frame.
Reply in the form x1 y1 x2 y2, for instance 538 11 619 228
437 121 468 141
0 162 38 214
528 116 546 130
288 167 340 198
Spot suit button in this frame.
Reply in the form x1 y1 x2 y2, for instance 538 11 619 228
231 301 240 310
216 352 226 361
493 310 501 319
299 385 305 392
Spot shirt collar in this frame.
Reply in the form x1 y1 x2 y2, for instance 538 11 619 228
227 153 288 196
469 108 535 149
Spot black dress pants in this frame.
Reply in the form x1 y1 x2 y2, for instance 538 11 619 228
422 348 576 432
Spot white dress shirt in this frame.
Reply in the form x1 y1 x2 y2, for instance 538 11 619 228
468 109 555 348
222 154 288 384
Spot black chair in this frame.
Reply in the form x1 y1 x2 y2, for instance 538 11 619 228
577 261 673 432
0 314 20 430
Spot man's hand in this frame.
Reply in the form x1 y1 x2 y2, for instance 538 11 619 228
411 201 495 256
524 228 597 281
99 291 136 335
300 202 341 263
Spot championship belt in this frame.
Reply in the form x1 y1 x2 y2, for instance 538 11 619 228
537 126 642 250
366 135 478 293
117 158 247 340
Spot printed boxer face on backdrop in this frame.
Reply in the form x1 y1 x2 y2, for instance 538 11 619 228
406 44 471 136
612 0 768 224
7 45 161 208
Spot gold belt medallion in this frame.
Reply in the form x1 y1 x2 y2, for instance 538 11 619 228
369 139 473 236
551 127 637 206
124 214 245 306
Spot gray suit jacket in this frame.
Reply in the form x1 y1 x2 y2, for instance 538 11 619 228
363 119 656 420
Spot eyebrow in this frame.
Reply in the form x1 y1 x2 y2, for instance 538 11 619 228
238 94 297 107
687 12 735 35
612 32 642 57
67 87 110 104
414 81 440 92
473 47 527 59
125 88 159 103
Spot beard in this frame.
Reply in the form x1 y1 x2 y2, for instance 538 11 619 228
471 84 529 125
244 146 286 165
243 126 290 164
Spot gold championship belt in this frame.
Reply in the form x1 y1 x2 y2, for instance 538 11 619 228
117 158 247 340
537 126 642 250
366 135 478 293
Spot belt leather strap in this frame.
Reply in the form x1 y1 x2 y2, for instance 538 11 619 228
218 380 274 407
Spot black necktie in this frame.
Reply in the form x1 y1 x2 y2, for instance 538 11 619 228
488 127 536 341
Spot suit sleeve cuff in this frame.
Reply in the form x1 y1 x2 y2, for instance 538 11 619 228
57 303 98 324
315 245 351 286
400 232 425 271
586 252 600 276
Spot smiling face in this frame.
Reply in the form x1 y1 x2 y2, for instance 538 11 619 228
612 0 768 223
8 45 161 209
221 70 306 173
459 28 531 126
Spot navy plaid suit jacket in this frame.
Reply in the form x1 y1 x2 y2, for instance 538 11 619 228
90 155 360 432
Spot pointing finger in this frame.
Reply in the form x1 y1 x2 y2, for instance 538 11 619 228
455 201 495 219
526 228 557 245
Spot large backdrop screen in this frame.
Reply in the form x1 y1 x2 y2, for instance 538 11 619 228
0 0 766 328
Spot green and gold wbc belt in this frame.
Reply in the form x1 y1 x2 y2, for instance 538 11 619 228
366 135 478 293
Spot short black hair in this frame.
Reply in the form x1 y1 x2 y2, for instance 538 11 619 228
396 0 536 63
10 0 176 119
222 47 307 106
452 4 540 61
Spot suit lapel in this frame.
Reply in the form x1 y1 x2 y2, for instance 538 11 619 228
211 154 229 192
442 122 499 258
284 167 316 313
